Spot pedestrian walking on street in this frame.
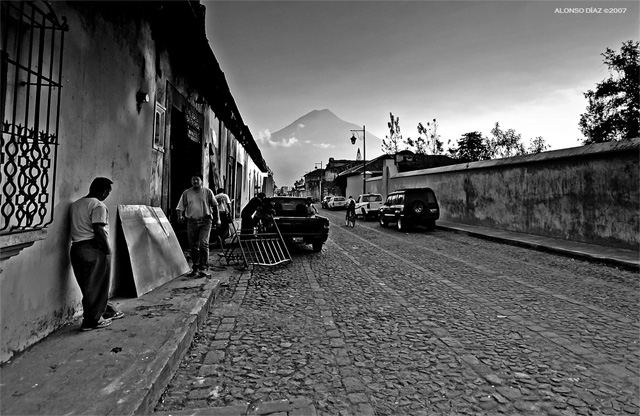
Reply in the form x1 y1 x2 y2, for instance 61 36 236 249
69 177 124 331
214 187 232 239
176 174 221 277
240 192 266 233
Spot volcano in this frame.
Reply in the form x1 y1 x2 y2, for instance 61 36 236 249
257 109 382 187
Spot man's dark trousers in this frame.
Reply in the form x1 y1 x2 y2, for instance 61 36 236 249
70 239 110 327
187 217 212 269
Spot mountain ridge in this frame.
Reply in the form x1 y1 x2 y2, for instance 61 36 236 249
258 109 382 187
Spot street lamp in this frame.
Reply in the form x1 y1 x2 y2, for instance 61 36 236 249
349 125 366 195
315 161 323 201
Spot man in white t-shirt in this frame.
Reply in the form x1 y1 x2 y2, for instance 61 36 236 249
176 174 221 276
69 177 123 331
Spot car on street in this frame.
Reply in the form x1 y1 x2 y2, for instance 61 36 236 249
321 196 332 209
269 196 329 252
327 196 347 210
378 188 440 231
355 193 383 220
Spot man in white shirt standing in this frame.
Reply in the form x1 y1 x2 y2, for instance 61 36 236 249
176 174 221 277
69 177 123 331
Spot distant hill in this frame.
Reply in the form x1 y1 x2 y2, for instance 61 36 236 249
258 109 383 187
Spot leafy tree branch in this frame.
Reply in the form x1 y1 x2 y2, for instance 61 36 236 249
579 40 639 143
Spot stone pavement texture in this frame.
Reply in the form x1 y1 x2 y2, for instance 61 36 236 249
155 215 639 416
1 220 637 415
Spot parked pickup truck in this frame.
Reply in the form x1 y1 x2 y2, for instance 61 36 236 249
268 196 329 252
355 193 384 220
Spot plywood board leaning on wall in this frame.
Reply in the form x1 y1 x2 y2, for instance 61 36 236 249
117 205 190 296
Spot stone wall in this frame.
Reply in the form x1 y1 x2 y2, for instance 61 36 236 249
382 139 639 250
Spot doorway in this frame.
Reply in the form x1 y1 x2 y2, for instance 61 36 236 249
170 107 202 248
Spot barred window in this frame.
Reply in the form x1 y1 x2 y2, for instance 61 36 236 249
153 102 166 151
1 1 68 234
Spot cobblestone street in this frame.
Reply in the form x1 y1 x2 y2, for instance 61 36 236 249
156 211 639 415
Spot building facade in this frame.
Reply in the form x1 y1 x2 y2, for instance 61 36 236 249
0 1 270 362
303 168 324 201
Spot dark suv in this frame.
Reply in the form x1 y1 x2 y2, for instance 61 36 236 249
378 188 440 231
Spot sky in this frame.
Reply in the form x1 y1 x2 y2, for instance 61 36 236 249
204 0 639 184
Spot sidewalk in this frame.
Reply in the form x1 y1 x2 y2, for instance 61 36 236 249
0 256 240 416
437 220 639 271
1 224 636 416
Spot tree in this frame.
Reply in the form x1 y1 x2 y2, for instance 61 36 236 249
404 135 427 155
527 136 549 154
383 112 403 154
449 132 492 162
579 40 639 143
416 119 444 155
405 120 429 155
488 122 526 158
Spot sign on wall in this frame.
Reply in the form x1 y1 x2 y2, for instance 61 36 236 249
184 104 202 143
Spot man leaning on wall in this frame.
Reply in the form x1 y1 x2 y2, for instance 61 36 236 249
69 177 124 331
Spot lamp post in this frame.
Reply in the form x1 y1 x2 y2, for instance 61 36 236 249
349 125 366 195
315 161 323 201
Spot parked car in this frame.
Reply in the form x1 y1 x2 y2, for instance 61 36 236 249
378 188 440 231
355 193 383 220
327 196 347 210
321 196 332 209
269 196 329 252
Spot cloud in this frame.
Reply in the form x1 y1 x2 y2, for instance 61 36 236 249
257 129 300 147
257 129 272 144
313 143 334 149
279 137 300 147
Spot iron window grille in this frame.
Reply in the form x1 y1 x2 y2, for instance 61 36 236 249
1 1 68 234
153 102 166 152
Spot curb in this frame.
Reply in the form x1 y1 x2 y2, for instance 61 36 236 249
437 225 639 272
134 276 224 415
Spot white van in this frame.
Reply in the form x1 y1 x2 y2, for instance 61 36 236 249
355 193 383 220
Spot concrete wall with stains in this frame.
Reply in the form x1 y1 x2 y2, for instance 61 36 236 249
0 3 246 362
385 139 639 250
0 3 158 362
